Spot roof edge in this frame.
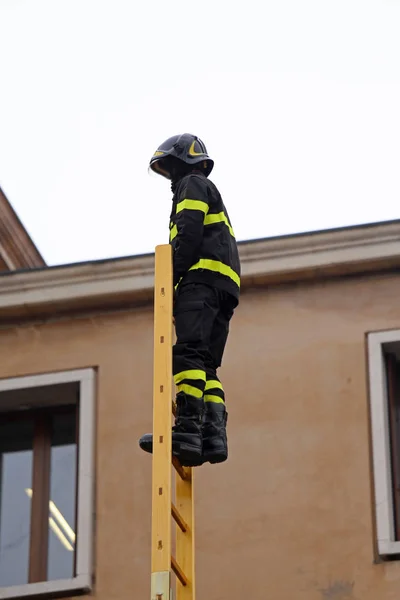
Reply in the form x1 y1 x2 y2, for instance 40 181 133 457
1 219 400 320
0 187 46 269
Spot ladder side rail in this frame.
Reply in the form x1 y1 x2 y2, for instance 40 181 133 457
176 467 195 600
151 244 174 600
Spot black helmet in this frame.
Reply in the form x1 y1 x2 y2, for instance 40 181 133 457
149 133 214 180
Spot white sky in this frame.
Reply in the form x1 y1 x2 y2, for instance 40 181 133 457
0 0 399 266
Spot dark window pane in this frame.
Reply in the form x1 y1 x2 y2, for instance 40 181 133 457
386 354 400 540
47 411 77 581
0 417 34 587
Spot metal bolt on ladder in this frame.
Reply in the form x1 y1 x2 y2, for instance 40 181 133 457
151 244 195 600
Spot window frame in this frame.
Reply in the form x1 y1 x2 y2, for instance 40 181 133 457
0 368 95 598
368 330 400 556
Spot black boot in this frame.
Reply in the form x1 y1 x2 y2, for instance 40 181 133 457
138 393 204 467
201 402 228 464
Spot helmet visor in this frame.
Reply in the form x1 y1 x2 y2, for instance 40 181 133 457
149 156 172 179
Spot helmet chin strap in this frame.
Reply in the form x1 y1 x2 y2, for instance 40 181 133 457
170 164 182 193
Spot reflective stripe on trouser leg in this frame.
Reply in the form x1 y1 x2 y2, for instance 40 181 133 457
173 282 222 400
174 369 206 399
204 378 225 404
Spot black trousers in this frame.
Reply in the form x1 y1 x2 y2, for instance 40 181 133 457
173 282 237 404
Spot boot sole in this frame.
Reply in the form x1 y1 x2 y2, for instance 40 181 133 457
173 441 202 467
140 438 227 466
202 450 228 464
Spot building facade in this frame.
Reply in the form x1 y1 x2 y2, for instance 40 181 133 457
1 216 400 599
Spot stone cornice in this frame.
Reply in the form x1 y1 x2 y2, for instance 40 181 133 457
239 219 400 285
0 187 46 270
1 219 400 320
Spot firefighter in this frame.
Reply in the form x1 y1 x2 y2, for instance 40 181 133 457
139 133 240 466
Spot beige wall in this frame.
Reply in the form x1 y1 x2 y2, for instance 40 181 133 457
3 271 400 599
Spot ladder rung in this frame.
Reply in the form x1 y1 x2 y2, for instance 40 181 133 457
172 455 189 480
171 556 188 587
171 502 188 532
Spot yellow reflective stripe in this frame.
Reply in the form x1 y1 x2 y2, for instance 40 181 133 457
204 395 225 404
189 259 240 288
169 224 178 241
174 370 206 384
204 212 235 237
188 141 203 156
205 380 223 391
177 384 203 398
176 199 209 214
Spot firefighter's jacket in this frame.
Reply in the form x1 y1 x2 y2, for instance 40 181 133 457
169 172 240 301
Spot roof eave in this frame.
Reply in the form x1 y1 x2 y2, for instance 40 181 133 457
1 219 400 321
0 187 46 270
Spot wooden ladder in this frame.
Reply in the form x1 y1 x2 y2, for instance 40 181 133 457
151 244 195 600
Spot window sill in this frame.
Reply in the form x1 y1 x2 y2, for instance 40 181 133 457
0 574 91 599
378 539 400 557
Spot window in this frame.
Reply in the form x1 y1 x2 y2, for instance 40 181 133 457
0 369 95 598
368 331 400 556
